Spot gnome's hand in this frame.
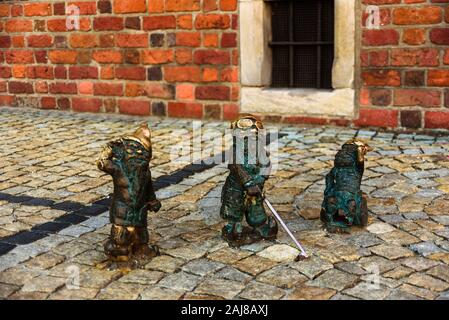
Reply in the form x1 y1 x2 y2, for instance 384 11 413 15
246 185 262 196
147 199 161 213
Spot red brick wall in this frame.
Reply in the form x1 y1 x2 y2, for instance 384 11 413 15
0 0 239 120
360 0 449 130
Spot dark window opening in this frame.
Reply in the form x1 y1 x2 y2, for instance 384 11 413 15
268 0 335 89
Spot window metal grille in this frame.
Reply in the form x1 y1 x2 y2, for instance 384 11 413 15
267 0 335 89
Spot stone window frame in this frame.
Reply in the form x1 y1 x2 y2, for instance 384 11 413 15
239 0 357 118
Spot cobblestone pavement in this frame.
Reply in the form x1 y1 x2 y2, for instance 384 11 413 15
1 107 449 300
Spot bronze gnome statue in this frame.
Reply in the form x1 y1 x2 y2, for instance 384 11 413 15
220 114 278 247
97 123 161 264
320 139 373 233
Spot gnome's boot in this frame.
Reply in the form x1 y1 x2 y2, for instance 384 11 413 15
252 216 278 241
222 221 251 247
131 226 159 259
247 198 278 241
104 225 132 262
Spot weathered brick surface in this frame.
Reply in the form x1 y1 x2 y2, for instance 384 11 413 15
360 0 449 129
0 0 237 118
0 0 448 130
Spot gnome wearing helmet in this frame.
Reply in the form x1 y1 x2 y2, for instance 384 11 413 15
97 123 161 263
220 114 278 247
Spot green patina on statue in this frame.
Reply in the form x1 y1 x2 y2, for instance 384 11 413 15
97 123 161 266
321 139 373 233
220 114 278 247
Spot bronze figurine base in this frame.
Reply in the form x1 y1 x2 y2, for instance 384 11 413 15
222 225 276 248
97 245 160 272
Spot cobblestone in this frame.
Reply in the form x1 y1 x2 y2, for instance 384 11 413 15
0 108 448 299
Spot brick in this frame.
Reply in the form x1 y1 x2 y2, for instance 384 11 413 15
124 50 140 64
118 99 150 116
0 4 10 17
24 3 51 16
148 67 162 81
11 5 22 17
393 7 442 25
0 67 11 78
428 70 449 87
8 81 33 94
176 32 201 47
116 34 148 47
142 49 174 64
430 28 449 45
362 0 399 2
27 35 53 48
231 14 238 30
101 66 114 79
116 67 146 80
205 104 221 119
283 116 327 125
68 2 97 15
202 67 219 82
99 34 115 47
125 17 141 30
150 34 165 47
54 66 67 79
27 66 54 79
360 88 369 106
0 36 11 48
143 16 176 30
0 95 15 106
231 85 239 100
164 66 201 82
204 0 218 12
362 8 391 27
57 97 70 109
35 81 49 93
12 36 25 48
6 20 33 32
177 15 193 29
78 81 94 94
166 0 200 12
41 97 56 109
403 29 426 45
362 30 399 46
50 82 77 94
72 98 102 112
69 34 97 48
221 33 237 48
12 65 26 78
394 89 441 107
370 89 391 106
223 103 239 120
355 108 398 128
177 84 195 101
69 66 98 79
77 51 92 64
220 0 237 11
444 49 449 65
49 50 78 64
94 17 123 31
195 14 231 29
391 48 439 67
362 70 401 87
5 50 34 64
93 50 123 64
425 111 449 129
149 0 164 13
194 50 230 65
203 33 219 47
125 83 144 97
152 101 166 116
34 20 46 32
98 1 112 14
168 102 203 118
48 18 91 32
53 3 65 15
404 71 425 87
195 85 230 100
114 0 147 13
369 51 388 67
94 83 123 96
175 48 193 64
144 84 175 99
401 110 422 129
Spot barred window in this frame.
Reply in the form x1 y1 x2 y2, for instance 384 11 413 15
268 0 335 89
